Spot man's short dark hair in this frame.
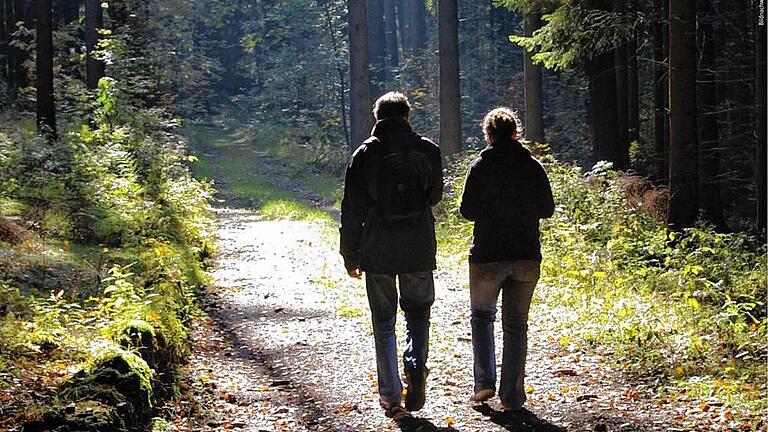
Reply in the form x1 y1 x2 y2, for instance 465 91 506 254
373 91 411 120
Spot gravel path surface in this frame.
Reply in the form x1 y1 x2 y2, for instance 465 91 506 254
167 206 749 432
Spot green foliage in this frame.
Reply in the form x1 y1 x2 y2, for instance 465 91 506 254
509 3 642 70
493 0 562 14
0 3 215 419
436 153 767 410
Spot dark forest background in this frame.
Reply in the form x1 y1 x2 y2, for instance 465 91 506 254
3 0 764 233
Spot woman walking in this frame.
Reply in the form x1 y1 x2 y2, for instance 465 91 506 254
459 107 554 412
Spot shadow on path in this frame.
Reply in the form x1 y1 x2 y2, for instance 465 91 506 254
473 403 567 432
199 290 357 431
395 415 460 432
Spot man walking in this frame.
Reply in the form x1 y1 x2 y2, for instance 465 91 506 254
340 91 443 418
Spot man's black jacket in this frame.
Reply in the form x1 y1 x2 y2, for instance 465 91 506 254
459 138 554 263
339 118 443 274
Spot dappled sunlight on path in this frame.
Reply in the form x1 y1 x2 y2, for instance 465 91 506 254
177 202 733 432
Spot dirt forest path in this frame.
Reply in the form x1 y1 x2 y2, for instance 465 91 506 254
169 125 726 432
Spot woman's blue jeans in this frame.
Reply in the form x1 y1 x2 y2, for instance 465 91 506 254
469 260 539 409
365 271 435 406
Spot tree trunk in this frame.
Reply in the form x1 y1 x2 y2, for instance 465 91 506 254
653 0 668 182
413 0 426 50
586 50 621 166
35 0 56 140
394 0 405 52
321 2 350 149
756 4 766 236
348 0 372 151
367 0 387 92
3 0 13 89
627 14 640 145
668 0 698 229
0 0 7 83
401 0 426 52
523 12 544 143
614 1 630 170
383 0 398 71
615 44 630 170
85 0 104 89
696 0 726 230
12 0 26 89
716 0 757 230
54 0 78 28
438 0 460 156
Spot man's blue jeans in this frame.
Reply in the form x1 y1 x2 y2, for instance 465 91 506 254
366 271 435 406
469 260 539 409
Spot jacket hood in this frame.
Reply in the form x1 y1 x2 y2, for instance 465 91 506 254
371 118 413 138
480 138 531 163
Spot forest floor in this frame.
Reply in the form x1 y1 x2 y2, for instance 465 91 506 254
161 123 755 432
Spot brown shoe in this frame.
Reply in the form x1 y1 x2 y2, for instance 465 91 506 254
404 367 429 411
470 388 495 402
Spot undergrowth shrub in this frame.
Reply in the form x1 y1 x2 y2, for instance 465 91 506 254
0 10 217 429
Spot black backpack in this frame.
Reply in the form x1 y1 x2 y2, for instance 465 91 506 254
369 133 432 223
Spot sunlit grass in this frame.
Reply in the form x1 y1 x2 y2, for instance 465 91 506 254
186 124 341 222
259 199 332 222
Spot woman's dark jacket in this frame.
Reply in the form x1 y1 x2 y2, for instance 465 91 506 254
339 118 443 274
459 139 554 263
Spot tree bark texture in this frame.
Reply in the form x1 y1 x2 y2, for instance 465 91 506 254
383 0 398 71
35 0 56 140
696 0 726 230
85 0 104 89
438 0 460 156
523 12 544 143
586 50 622 165
667 0 698 229
348 0 372 151
653 0 668 182
367 0 387 92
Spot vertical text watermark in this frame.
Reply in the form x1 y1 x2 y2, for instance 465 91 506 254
760 0 765 26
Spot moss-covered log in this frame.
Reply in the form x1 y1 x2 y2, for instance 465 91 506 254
118 319 181 402
23 347 154 432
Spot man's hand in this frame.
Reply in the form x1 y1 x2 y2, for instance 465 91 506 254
347 267 363 279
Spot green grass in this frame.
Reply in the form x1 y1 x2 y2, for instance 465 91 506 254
259 200 333 222
185 123 342 222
